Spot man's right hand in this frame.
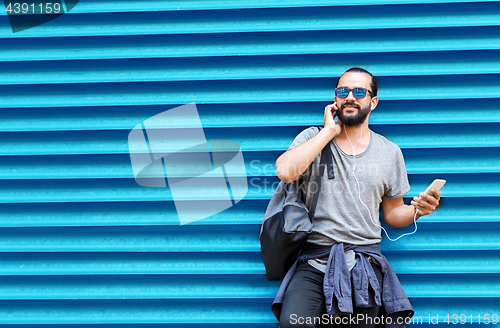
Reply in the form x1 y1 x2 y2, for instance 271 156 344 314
324 103 342 138
276 104 342 183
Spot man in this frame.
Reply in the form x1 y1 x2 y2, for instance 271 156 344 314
273 67 441 328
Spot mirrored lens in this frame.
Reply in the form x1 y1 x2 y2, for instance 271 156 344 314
353 88 367 99
336 87 349 98
336 87 369 99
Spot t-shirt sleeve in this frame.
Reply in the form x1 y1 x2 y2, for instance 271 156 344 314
384 147 411 199
288 126 320 150
285 127 321 181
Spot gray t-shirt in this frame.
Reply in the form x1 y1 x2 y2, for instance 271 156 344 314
288 127 410 272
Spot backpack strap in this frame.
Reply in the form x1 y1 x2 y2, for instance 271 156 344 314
308 140 334 219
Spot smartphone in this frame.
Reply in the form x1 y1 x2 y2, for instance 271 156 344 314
423 179 446 196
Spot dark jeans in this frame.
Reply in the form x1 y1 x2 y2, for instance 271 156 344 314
279 261 384 328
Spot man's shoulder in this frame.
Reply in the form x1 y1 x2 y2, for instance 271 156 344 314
371 130 403 153
298 126 321 138
289 126 321 150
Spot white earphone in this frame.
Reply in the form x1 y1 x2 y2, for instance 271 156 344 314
343 111 418 242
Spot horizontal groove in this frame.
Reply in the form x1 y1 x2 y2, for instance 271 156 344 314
0 250 498 276
0 196 498 227
0 75 499 108
0 200 269 226
0 227 262 253
0 274 498 300
378 222 500 252
414 197 500 224
0 26 500 62
0 325 490 328
0 252 267 275
1 51 500 86
410 298 500 321
0 299 495 325
0 124 498 156
1 3 499 38
0 275 280 300
402 274 500 298
386 251 500 274
0 148 498 180
402 148 500 174
0 173 499 203
1 98 500 132
1 0 497 14
0 299 275 324
0 325 277 328
0 222 498 252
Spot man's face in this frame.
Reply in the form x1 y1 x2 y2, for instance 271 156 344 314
335 72 378 127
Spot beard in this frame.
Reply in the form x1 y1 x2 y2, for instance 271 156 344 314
337 102 371 127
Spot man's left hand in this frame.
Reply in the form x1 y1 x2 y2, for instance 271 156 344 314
411 188 440 217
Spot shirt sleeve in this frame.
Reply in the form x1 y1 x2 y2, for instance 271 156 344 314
285 126 321 181
288 126 320 150
384 147 411 199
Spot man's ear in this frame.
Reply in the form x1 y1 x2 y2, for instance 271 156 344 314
370 96 379 110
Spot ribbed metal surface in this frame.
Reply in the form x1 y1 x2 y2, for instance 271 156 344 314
0 1 499 327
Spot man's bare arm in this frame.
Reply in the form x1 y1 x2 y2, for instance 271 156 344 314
276 104 342 183
382 189 441 228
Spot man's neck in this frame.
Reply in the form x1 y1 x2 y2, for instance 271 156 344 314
334 121 371 155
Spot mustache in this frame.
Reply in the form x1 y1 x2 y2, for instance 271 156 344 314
341 102 360 110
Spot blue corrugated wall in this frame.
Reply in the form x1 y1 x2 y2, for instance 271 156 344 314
0 1 499 326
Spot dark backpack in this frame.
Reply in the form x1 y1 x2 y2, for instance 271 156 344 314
260 143 334 281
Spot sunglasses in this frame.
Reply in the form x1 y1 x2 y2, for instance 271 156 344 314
335 87 374 99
